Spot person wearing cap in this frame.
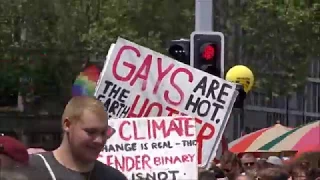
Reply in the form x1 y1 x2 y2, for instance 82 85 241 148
266 156 284 167
0 136 29 169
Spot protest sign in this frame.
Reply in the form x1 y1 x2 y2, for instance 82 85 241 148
95 43 115 94
95 37 238 168
98 116 198 180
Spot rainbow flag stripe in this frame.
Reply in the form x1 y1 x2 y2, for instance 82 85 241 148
72 65 100 96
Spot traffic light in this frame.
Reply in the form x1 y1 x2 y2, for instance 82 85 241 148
190 32 224 78
167 39 190 65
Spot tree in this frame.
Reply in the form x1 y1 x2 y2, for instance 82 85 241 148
82 0 194 54
2 0 317 102
0 0 195 111
0 0 94 109
229 0 319 96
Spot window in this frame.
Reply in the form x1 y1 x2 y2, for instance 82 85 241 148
296 93 306 111
267 112 286 125
264 95 287 109
309 59 320 78
318 96 320 113
315 59 319 78
247 91 267 107
305 82 320 113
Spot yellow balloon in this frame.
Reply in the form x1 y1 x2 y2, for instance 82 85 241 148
226 65 254 93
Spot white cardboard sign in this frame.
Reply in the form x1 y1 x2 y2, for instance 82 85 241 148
95 37 238 167
98 116 198 180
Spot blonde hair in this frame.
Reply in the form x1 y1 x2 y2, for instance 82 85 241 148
61 96 107 127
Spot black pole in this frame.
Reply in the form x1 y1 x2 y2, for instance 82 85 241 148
233 84 246 138
302 95 306 125
0 144 3 179
286 96 289 126
240 107 245 137
232 109 238 140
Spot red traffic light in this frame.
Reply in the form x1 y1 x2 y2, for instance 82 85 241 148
190 32 225 78
201 44 216 61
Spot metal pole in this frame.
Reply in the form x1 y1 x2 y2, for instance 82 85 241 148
286 96 289 126
195 0 213 31
239 108 245 137
232 111 237 140
302 87 306 125
302 95 306 125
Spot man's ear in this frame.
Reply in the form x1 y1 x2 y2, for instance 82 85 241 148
62 118 72 132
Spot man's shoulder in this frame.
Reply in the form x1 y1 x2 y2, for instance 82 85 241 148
29 152 52 165
21 152 53 179
95 161 127 180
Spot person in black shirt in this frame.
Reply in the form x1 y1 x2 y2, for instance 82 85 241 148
27 96 127 180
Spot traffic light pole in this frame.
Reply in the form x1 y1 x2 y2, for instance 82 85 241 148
195 0 213 31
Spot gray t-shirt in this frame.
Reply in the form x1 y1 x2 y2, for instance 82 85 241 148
26 152 127 180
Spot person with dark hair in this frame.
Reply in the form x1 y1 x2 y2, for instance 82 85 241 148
257 159 270 169
198 170 217 180
307 168 320 180
288 164 308 180
209 164 226 178
256 168 290 180
294 151 320 169
220 151 243 179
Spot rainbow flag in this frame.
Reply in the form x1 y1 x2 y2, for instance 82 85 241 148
72 65 100 96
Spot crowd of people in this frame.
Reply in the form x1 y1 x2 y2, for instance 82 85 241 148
0 96 319 180
199 151 320 180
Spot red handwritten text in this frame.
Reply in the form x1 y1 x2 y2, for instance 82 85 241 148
105 154 195 172
111 45 193 106
126 96 215 164
119 117 195 141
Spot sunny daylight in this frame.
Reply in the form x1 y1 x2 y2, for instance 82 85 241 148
0 0 319 180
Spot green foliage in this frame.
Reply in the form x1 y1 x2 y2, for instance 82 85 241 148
82 0 194 54
231 0 319 96
1 0 317 104
0 0 94 101
0 0 194 105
